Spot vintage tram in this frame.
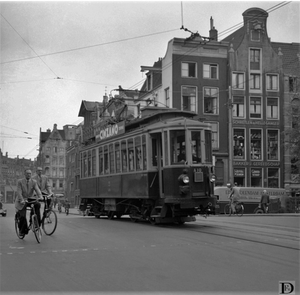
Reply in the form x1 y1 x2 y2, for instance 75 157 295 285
79 108 216 224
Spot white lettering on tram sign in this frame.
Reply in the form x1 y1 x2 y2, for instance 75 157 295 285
95 121 125 142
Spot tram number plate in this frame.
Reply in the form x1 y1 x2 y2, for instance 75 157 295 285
194 171 203 182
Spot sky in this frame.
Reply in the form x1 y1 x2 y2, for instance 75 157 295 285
1 0 299 160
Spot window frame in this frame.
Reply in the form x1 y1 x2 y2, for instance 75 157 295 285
232 96 245 119
266 97 279 120
266 73 279 91
203 86 219 115
181 85 197 113
249 96 262 119
203 63 219 79
232 72 245 90
181 61 197 78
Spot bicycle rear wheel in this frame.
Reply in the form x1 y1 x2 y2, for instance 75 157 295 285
15 213 25 239
224 204 231 216
236 205 244 217
32 214 42 243
42 209 57 235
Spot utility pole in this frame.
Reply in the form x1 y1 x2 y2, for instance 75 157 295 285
228 86 233 184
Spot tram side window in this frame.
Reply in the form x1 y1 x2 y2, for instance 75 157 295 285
104 145 109 174
135 136 142 170
81 152 88 178
128 139 135 171
191 131 202 163
115 142 121 173
99 147 104 175
164 131 169 166
205 130 212 163
92 149 96 176
109 144 115 173
87 150 92 177
142 135 147 170
152 138 158 166
121 140 127 172
170 130 186 164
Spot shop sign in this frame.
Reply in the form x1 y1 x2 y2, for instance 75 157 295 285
95 121 125 142
234 169 245 177
251 169 261 177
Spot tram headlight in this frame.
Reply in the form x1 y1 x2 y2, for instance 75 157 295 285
182 175 189 184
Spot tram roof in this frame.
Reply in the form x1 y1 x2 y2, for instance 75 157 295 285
125 109 208 131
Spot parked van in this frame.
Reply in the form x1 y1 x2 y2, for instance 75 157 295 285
214 186 287 214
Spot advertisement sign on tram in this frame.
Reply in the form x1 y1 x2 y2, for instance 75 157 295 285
95 121 125 142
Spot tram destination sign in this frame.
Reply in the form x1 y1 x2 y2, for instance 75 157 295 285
95 121 125 142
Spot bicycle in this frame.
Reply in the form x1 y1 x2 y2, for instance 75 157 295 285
224 202 244 217
254 203 269 214
15 199 42 243
41 193 58 235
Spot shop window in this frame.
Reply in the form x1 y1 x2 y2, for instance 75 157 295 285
250 129 262 160
250 97 262 119
182 86 197 113
267 97 279 119
251 168 262 187
267 168 279 188
204 87 218 114
234 168 245 186
233 129 245 159
267 130 279 160
182 62 197 78
233 96 245 118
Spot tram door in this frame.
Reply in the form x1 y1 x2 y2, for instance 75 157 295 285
151 133 164 198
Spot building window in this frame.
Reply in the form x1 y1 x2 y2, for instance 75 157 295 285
203 87 218 114
45 155 50 164
250 129 262 160
267 130 279 160
234 168 246 186
250 97 262 119
203 63 218 79
232 72 245 89
233 129 245 160
182 86 197 113
250 48 261 70
267 97 279 119
250 73 261 90
182 62 197 78
208 122 219 150
52 156 57 165
232 96 245 118
266 74 279 91
165 88 170 107
268 168 279 188
251 168 262 187
289 77 298 92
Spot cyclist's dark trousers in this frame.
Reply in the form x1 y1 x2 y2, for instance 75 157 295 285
18 202 41 232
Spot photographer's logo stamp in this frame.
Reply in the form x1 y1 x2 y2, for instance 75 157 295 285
279 281 295 295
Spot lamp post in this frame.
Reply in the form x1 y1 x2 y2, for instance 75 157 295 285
228 86 233 184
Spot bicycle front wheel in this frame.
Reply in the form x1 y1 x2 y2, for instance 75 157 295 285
224 204 231 216
42 210 57 235
32 214 42 243
15 213 25 239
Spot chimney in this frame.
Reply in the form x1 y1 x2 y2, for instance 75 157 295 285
209 17 218 41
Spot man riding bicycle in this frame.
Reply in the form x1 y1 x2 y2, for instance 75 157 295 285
15 169 42 235
260 190 270 213
32 167 53 208
227 183 240 214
